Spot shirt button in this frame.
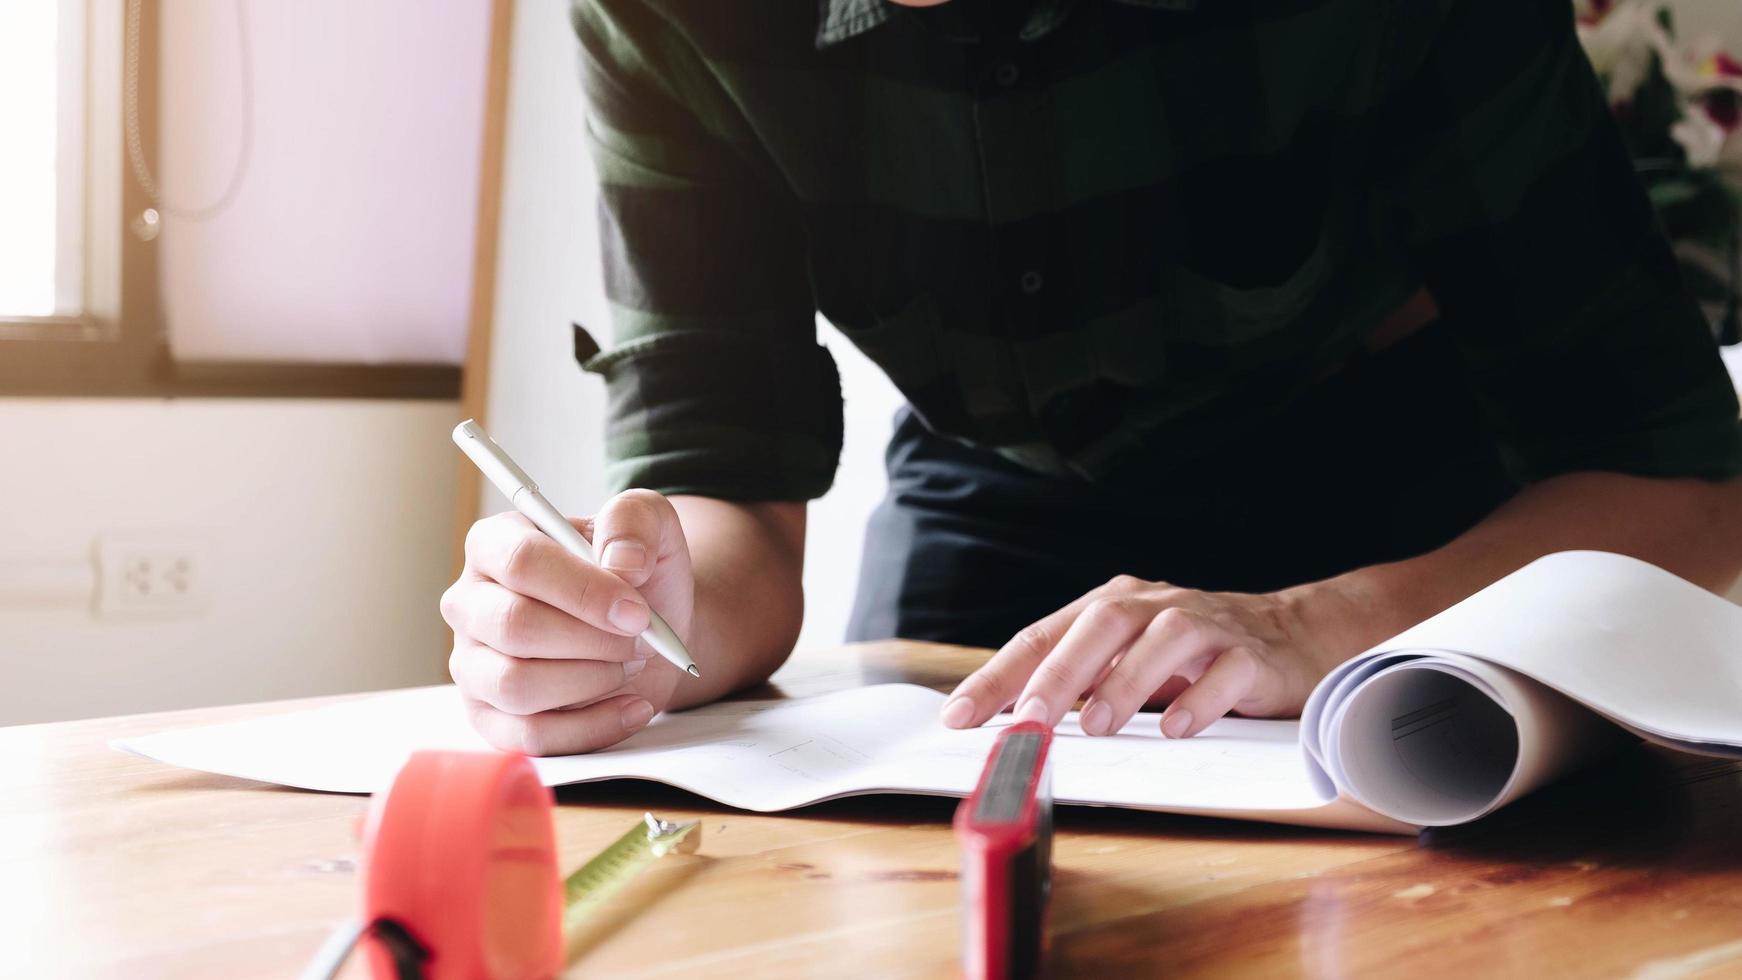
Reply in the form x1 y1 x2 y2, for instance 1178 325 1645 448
1019 270 1044 294
993 63 1019 88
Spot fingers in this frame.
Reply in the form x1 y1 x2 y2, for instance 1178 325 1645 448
449 498 686 756
592 489 686 589
941 591 1103 729
939 576 1290 739
441 579 639 662
1012 595 1151 728
465 692 657 756
1078 607 1235 736
1157 647 1261 738
450 640 649 716
464 512 651 636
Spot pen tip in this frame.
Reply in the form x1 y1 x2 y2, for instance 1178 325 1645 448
686 664 701 678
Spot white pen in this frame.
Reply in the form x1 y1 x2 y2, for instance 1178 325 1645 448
452 419 700 679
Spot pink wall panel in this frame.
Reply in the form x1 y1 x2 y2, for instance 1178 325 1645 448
157 0 492 364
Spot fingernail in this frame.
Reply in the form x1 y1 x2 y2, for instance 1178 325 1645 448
1013 699 1049 725
1081 700 1113 736
620 698 656 732
1162 708 1195 739
941 696 976 728
608 598 649 633
601 540 646 574
622 658 647 680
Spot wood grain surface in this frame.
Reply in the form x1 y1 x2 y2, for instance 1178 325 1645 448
2 641 1740 979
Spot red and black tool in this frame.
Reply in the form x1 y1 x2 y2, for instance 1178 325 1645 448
955 721 1055 980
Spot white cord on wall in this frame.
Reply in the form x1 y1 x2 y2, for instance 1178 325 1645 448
124 0 254 221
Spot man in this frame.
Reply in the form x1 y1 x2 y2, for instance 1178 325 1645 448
441 0 1742 755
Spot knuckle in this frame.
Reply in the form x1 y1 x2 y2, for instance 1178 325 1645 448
571 565 610 619
966 664 1018 702
492 657 537 715
464 699 499 739
498 529 542 586
583 631 634 664
466 513 518 562
463 518 491 563
492 595 533 649
1032 657 1080 691
1221 646 1258 670
1010 623 1052 659
1097 668 1149 706
1150 605 1199 639
1082 597 1116 622
604 488 662 526
618 487 665 509
1186 679 1229 706
511 720 552 757
1217 648 1262 686
629 489 678 523
467 699 536 755
438 584 463 627
1084 595 1137 628
1105 573 1144 593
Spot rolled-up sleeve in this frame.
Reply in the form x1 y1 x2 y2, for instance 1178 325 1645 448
1373 0 1742 482
571 0 842 500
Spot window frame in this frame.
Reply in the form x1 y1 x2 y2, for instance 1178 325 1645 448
0 0 460 400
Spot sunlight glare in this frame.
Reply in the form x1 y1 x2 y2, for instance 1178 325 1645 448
0 2 60 317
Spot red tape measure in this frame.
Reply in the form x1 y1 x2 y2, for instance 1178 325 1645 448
302 750 563 980
360 750 563 979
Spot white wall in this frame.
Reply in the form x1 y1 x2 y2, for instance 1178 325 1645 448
0 399 457 725
479 1 902 653
475 0 607 524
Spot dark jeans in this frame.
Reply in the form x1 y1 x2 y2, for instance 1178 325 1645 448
844 323 1520 648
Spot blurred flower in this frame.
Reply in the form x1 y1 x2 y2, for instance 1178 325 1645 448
1671 105 1728 168
1660 35 1742 180
1575 0 1742 344
1576 1 1742 188
1671 95 1742 178
1575 0 1672 105
1706 49 1742 85
1657 35 1742 96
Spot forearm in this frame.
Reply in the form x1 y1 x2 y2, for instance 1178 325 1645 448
665 496 806 708
1291 472 1742 667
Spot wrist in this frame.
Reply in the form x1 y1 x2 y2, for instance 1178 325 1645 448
664 581 799 711
1273 560 1429 676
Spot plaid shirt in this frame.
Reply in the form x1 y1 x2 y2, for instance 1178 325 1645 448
571 0 1742 500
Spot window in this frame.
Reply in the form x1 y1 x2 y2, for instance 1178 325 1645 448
0 0 117 346
0 1 80 320
0 0 462 399
1 0 160 391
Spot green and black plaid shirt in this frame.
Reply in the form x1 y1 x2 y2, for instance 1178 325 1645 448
571 0 1742 500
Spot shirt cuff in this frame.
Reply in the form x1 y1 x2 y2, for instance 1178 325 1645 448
579 326 844 501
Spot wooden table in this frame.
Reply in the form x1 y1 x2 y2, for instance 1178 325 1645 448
4 641 1741 979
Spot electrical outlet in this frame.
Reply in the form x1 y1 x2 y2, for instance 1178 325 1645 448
94 533 210 619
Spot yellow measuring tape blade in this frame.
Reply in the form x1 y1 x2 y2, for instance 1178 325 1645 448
562 812 701 932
